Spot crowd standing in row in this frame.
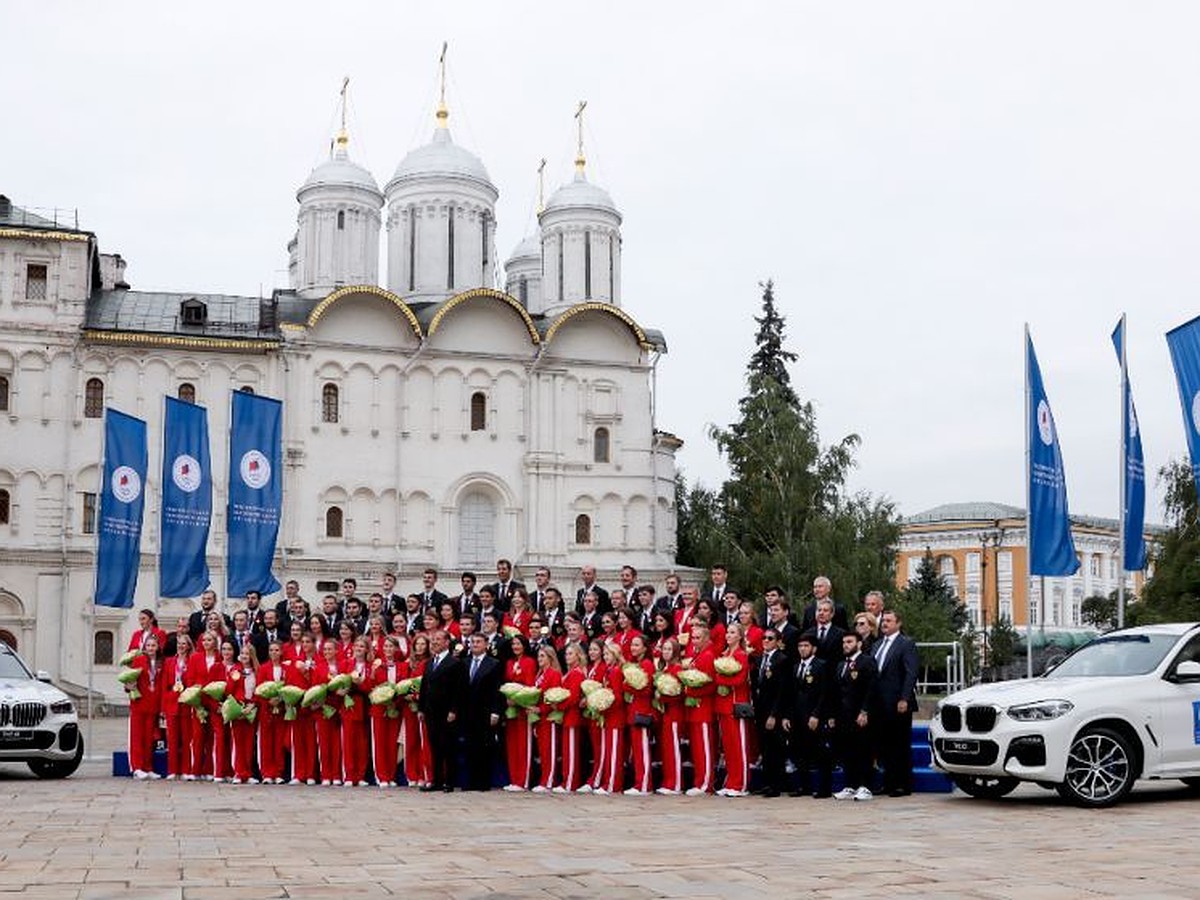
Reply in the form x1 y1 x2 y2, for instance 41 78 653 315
122 564 919 800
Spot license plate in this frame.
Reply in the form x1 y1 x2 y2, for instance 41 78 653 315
0 730 32 743
947 739 979 754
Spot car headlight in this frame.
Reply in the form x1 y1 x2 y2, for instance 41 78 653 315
50 699 74 715
1006 700 1073 721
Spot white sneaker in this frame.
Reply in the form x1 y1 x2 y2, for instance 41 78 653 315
305 779 316 786
551 786 568 794
685 787 707 796
531 785 548 794
785 760 797 774
132 770 147 780
853 787 873 801
593 787 608 795
231 778 244 785
833 787 857 800
503 784 524 792
248 778 261 785
147 772 162 780
623 788 644 796
725 789 749 797
321 780 332 786
576 784 593 794
165 774 177 782
183 774 196 782
716 788 730 797
289 778 301 786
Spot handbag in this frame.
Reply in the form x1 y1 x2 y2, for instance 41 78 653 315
633 713 654 728
732 702 755 720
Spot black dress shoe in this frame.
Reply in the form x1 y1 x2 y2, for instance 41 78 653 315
442 785 454 793
888 788 911 798
812 791 832 799
760 789 781 798
419 784 440 792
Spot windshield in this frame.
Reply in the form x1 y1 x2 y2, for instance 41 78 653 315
1045 633 1180 678
0 650 31 680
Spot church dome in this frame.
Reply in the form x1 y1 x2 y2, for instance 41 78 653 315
299 135 381 198
388 127 494 193
507 232 541 265
543 170 619 219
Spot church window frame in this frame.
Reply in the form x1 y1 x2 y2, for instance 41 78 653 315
447 205 455 291
337 210 345 231
0 374 9 412
325 505 344 539
322 383 340 424
593 426 610 464
574 514 592 546
82 492 98 535
25 263 48 300
177 382 196 404
84 378 104 418
584 231 592 298
93 630 115 666
0 488 10 525
470 391 487 432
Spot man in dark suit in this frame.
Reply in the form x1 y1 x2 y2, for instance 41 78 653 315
479 612 509 663
579 592 603 641
490 559 524 613
529 567 552 615
705 564 730 608
541 587 567 645
872 609 920 797
259 609 286 648
765 599 800 658
188 590 232 641
461 632 504 791
418 629 465 792
574 564 609 614
317 594 342 638
810 599 846 665
752 627 793 797
832 630 878 801
230 610 268 664
274 580 302 623
783 632 833 798
243 591 267 633
801 576 850 631
415 568 448 617
380 572 406 620
454 572 480 619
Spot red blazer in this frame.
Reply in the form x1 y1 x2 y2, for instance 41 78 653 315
282 641 305 663
339 658 370 721
561 668 585 728
674 605 698 641
714 648 750 716
657 661 685 723
256 660 287 717
742 624 765 657
709 623 727 655
535 667 563 716
505 655 536 686
186 652 219 704
228 664 256 704
683 643 718 723
128 654 163 712
603 664 626 722
366 635 387 661
160 655 191 715
504 609 533 637
616 629 639 659
624 658 656 724
128 627 168 654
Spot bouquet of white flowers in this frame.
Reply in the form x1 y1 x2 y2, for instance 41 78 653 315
501 682 542 720
180 685 208 723
713 656 743 676
327 672 356 708
301 683 328 709
202 681 227 702
117 649 142 668
116 667 142 701
543 686 572 724
621 663 650 692
654 672 683 697
584 687 616 721
278 684 305 721
220 696 244 724
396 676 422 712
579 679 603 697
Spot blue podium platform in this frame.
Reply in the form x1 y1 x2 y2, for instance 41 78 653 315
114 723 954 792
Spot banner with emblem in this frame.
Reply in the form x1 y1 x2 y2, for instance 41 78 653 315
159 396 212 598
226 390 282 596
1112 317 1146 572
1166 314 1200 499
95 408 148 608
1026 330 1079 577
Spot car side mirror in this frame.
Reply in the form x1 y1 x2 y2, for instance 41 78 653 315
35 670 52 684
1172 660 1200 682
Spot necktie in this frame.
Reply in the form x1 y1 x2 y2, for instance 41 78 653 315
876 635 892 668
470 657 480 681
818 625 826 642
760 651 770 679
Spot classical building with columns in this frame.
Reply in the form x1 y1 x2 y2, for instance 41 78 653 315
0 93 681 700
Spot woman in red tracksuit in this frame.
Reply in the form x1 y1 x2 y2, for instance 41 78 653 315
532 644 563 792
285 633 320 784
683 620 719 795
209 639 238 782
580 638 608 793
128 608 168 656
186 631 220 780
557 642 586 793
370 636 404 788
282 621 306 663
365 616 388 661
504 590 534 637
229 644 258 783
336 621 357 665
315 640 344 784
339 636 371 786
160 633 194 780
596 641 627 795
503 635 537 791
714 623 752 797
655 637 686 795
614 610 640 660
126 633 163 779
624 635 657 795
255 640 288 783
399 633 431 787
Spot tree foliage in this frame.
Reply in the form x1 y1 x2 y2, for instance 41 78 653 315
988 615 1019 671
1080 593 1118 630
892 551 965 666
1135 459 1200 623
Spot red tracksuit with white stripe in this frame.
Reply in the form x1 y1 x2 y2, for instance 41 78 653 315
209 660 237 780
340 658 370 784
656 662 686 793
186 652 219 777
370 658 403 785
256 661 288 781
127 654 162 774
285 656 318 782
399 658 430 785
624 658 656 793
160 654 192 777
684 643 718 793
585 661 608 789
128 627 168 655
229 664 257 781
314 658 343 782
534 667 563 789
600 665 627 792
715 648 751 793
559 668 585 791
504 655 537 789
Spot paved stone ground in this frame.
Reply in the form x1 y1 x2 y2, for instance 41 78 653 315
1 719 1199 899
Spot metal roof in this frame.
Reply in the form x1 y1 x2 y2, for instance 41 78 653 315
87 290 279 341
0 196 84 232
905 501 1025 524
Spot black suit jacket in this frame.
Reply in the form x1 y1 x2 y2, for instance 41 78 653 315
801 601 850 632
575 584 610 615
419 652 465 721
835 652 878 722
770 620 801 659
490 581 525 613
872 632 919 714
188 609 232 641
812 624 847 665
790 656 832 724
751 648 793 723
416 590 448 615
232 631 268 666
462 654 504 732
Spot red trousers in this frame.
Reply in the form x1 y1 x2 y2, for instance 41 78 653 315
372 713 401 784
128 708 157 774
505 715 534 789
535 720 559 789
601 724 624 793
628 723 653 792
402 710 430 785
341 717 368 784
164 710 192 777
719 714 750 793
561 725 583 791
212 722 232 779
658 716 684 792
689 720 715 793
189 710 212 777
258 710 286 781
231 720 255 781
316 715 342 782
587 720 605 788
289 715 316 782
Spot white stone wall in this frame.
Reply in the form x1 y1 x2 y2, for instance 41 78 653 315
293 186 383 297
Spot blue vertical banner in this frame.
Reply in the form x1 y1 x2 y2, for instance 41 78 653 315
1166 315 1200 499
1027 332 1080 576
226 390 282 596
1111 318 1146 572
159 396 212 597
95 409 148 608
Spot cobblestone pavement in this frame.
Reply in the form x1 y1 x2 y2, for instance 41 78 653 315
1 719 1199 899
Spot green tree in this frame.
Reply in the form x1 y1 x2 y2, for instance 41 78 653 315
1136 459 1200 622
892 551 963 667
988 615 1019 672
1080 592 1118 630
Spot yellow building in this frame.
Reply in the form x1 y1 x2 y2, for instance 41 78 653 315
896 502 1153 630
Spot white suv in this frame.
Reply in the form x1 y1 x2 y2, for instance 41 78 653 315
0 643 84 778
929 622 1200 807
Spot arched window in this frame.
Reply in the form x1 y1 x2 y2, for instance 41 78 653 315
93 630 114 666
84 378 104 418
177 382 196 403
458 492 495 565
239 385 255 395
0 374 9 412
0 629 15 651
0 489 9 525
322 383 339 423
470 392 486 431
574 514 592 545
325 506 344 538
337 210 345 231
593 427 610 463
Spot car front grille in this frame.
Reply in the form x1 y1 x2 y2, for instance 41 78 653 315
0 701 48 728
965 705 998 734
0 730 55 751
935 738 1000 766
940 704 962 733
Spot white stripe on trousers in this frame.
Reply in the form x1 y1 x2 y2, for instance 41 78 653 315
605 728 621 792
565 728 576 788
546 725 558 787
735 719 748 790
670 722 681 791
593 726 607 788
638 729 651 792
698 723 712 791
524 719 533 789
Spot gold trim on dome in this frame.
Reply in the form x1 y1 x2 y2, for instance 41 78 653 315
0 227 89 243
427 287 540 344
544 302 652 350
304 284 423 337
83 330 278 351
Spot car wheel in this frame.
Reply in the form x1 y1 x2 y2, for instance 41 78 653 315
951 774 1019 799
1181 777 1200 793
1057 726 1135 808
27 738 84 779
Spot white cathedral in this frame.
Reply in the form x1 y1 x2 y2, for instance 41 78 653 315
0 89 682 700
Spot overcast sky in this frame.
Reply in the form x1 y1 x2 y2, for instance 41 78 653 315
6 3 1200 523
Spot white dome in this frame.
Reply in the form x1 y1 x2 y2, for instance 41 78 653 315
299 141 381 198
543 170 619 217
507 232 541 264
389 127 494 192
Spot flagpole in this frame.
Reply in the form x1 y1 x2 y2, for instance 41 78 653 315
1024 324 1034 679
86 410 109 762
1117 314 1127 630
